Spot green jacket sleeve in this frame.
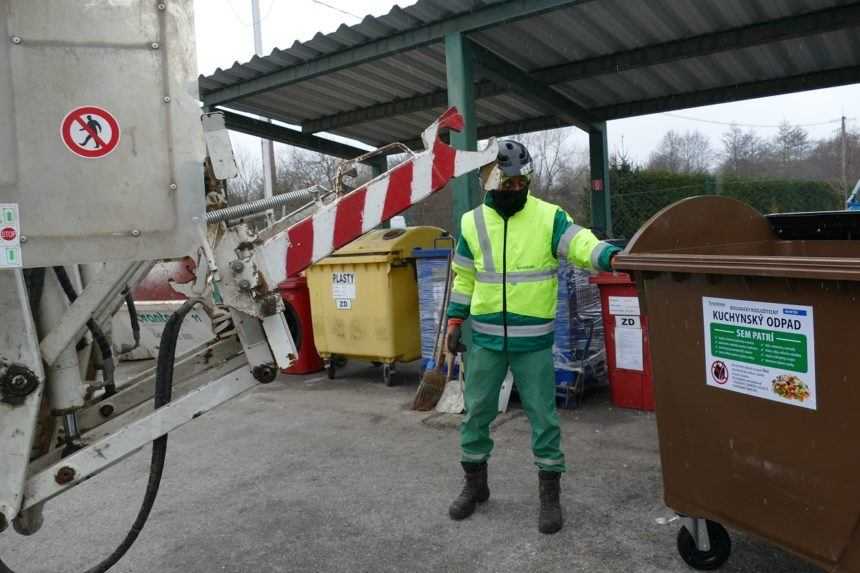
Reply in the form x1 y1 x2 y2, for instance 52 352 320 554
551 209 619 272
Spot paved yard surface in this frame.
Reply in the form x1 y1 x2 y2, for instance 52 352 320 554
1 361 820 572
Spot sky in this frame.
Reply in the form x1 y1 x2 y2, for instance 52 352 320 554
194 0 860 166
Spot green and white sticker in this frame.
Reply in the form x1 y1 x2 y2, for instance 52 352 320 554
0 203 21 268
703 297 816 410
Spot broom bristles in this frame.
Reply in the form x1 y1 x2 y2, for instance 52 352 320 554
413 369 448 411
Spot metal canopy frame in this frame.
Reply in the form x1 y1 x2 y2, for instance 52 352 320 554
296 2 860 137
201 0 585 108
199 0 860 235
220 111 371 159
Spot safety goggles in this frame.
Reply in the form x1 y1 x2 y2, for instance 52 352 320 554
499 174 530 192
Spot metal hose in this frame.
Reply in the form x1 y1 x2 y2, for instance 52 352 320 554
205 186 322 223
118 290 140 356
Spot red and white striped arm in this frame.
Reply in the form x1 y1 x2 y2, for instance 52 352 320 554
270 107 498 279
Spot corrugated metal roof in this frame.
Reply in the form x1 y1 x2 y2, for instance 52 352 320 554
199 0 860 150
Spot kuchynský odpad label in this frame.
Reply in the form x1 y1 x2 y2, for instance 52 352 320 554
703 297 816 410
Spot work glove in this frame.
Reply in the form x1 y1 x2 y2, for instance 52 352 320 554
446 319 466 354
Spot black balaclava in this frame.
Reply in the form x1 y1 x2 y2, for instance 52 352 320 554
490 187 529 218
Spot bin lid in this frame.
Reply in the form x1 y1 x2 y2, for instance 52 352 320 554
614 196 860 281
589 272 633 285
313 226 446 266
412 247 452 259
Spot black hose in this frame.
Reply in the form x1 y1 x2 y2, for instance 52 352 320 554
0 299 200 573
51 267 116 396
122 291 140 353
22 269 45 328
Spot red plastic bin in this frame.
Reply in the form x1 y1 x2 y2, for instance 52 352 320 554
590 272 655 411
278 276 324 375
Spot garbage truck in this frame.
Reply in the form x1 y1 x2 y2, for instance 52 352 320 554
0 1 497 570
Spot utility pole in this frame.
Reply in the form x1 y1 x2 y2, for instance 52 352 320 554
252 0 276 222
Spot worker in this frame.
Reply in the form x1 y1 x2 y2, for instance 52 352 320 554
445 140 619 534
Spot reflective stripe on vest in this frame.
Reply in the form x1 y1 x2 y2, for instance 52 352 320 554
475 269 556 284
473 203 556 285
556 223 584 259
472 321 555 337
452 253 474 270
473 206 495 273
590 241 611 270
450 291 471 305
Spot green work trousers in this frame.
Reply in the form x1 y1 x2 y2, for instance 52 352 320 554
460 345 566 472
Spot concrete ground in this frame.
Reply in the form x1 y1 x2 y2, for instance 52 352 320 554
1 361 821 573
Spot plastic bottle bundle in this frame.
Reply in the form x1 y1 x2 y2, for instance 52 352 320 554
415 252 450 372
554 261 607 385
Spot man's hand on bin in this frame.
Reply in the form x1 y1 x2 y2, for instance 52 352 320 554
609 248 621 271
446 318 466 354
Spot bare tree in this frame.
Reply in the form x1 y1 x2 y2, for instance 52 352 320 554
720 125 769 176
277 148 342 191
519 128 572 194
648 130 714 173
516 128 589 216
775 121 811 165
804 126 860 193
226 145 263 205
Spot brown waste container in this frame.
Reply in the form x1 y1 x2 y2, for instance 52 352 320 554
614 196 860 571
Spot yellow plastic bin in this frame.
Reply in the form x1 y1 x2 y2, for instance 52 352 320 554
307 226 447 385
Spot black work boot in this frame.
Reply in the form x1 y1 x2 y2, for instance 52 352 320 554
449 462 490 520
538 471 563 534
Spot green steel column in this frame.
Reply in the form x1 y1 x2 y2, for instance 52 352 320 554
445 32 480 238
589 123 613 238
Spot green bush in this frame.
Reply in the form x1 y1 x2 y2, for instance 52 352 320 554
609 169 841 239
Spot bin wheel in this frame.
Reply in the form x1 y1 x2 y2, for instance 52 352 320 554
677 520 731 571
383 364 395 386
327 362 336 380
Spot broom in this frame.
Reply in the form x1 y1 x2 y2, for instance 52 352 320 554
413 251 453 411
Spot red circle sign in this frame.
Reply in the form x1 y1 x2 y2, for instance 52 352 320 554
60 105 120 159
0 227 16 241
711 360 729 385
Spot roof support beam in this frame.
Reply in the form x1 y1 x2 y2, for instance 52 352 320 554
201 0 584 107
593 64 860 121
300 82 503 134
398 116 569 151
299 2 860 134
469 41 596 131
532 1 860 84
220 111 372 159
409 64 860 146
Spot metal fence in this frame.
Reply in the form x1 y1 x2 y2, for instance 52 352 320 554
609 178 843 240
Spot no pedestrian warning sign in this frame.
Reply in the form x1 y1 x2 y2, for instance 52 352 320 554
61 105 120 159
